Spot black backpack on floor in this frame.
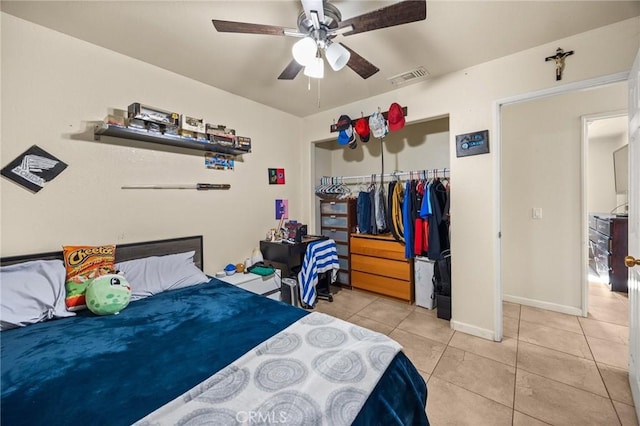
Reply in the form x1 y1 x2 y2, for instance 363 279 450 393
432 249 451 296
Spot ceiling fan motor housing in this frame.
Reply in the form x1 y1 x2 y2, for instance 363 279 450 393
296 2 342 35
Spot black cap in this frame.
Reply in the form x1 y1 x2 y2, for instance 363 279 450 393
336 115 352 131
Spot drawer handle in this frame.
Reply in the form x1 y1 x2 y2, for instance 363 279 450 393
330 215 336 218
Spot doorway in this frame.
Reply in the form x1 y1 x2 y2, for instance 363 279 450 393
499 80 627 319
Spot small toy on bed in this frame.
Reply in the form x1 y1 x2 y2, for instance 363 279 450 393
85 274 131 315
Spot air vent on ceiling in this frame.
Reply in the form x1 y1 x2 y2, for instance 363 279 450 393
387 66 430 85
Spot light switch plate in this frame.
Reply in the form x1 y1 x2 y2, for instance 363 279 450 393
532 207 543 219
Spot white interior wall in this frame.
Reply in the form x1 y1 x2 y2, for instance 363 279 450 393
589 134 625 214
0 13 303 275
300 18 639 339
501 83 627 311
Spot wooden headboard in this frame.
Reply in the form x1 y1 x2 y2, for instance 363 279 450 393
0 236 204 270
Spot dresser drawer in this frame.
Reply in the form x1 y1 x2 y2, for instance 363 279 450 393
596 218 611 237
322 229 349 243
336 243 348 257
338 257 349 271
595 236 610 256
350 235 405 261
321 215 349 228
337 270 350 286
321 202 348 215
351 253 410 281
352 271 411 301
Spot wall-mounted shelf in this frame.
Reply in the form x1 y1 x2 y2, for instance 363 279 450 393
94 124 249 156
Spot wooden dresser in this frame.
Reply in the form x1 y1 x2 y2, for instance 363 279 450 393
589 213 628 292
350 234 414 302
320 199 357 287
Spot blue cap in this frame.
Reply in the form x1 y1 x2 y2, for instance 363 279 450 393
338 126 355 146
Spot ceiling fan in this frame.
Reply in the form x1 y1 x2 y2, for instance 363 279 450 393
212 0 427 80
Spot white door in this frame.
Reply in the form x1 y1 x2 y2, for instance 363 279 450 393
628 47 640 420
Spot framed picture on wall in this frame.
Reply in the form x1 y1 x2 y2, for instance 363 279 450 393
455 130 490 157
268 168 285 184
1 145 68 193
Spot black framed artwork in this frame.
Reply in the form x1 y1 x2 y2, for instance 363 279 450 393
455 130 490 157
1 145 68 193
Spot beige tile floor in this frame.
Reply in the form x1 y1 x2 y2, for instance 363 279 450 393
312 280 638 426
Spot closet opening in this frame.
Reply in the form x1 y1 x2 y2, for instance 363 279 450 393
311 115 451 307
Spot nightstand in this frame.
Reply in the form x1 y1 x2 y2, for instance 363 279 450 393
217 271 282 301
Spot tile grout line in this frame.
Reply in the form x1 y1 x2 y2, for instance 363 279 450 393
579 310 626 426
511 305 521 426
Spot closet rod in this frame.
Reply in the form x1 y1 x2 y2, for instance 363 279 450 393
322 168 449 182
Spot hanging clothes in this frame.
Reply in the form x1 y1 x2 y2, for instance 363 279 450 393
369 186 377 235
426 179 450 260
357 191 371 234
402 179 415 259
389 180 404 242
413 179 426 256
374 184 387 233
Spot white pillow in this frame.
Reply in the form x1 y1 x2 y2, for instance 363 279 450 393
0 259 75 331
115 251 208 301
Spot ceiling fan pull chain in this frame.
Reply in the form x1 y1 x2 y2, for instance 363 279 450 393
317 78 321 109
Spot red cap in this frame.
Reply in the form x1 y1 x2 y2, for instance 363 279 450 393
387 102 405 132
354 118 370 143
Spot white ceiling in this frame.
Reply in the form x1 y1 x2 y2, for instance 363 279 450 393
2 1 639 117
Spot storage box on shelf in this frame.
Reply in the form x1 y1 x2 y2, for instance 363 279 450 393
319 199 357 287
350 234 414 303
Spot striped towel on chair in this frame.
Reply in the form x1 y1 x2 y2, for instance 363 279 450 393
297 239 339 307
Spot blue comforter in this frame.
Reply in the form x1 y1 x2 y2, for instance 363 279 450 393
1 278 427 425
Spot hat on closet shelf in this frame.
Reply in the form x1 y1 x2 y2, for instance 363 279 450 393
369 111 388 139
387 102 405 131
354 117 370 143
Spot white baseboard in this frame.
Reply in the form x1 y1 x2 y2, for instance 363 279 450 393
451 320 496 341
503 294 583 317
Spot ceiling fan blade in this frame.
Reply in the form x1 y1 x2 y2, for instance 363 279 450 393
278 59 304 80
212 19 295 36
341 44 380 79
338 0 427 36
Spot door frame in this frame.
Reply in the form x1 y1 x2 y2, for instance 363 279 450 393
580 109 628 317
492 71 629 342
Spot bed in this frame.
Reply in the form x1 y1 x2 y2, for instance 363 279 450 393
1 236 428 425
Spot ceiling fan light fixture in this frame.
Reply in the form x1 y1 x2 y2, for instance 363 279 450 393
303 56 324 79
325 42 350 71
292 36 317 66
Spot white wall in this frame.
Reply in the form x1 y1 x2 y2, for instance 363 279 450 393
300 18 639 339
0 13 303 275
501 83 627 311
589 133 628 214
